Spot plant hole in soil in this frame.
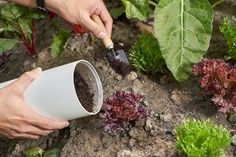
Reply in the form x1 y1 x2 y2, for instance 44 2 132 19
74 69 95 113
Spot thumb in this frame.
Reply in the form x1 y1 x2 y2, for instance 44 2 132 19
13 67 42 93
82 14 106 39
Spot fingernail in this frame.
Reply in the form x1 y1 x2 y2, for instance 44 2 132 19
98 32 106 39
65 122 70 127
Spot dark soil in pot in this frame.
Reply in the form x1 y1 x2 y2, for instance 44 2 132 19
74 71 94 112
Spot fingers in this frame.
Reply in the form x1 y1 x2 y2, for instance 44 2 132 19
19 126 53 136
12 67 42 93
26 109 69 130
82 13 106 39
99 4 113 37
0 129 42 139
10 133 40 139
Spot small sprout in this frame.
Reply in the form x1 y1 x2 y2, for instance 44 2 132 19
193 58 236 113
129 32 166 74
24 146 43 157
104 91 148 134
220 17 236 60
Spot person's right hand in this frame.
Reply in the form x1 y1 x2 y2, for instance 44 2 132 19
0 68 69 139
45 0 113 38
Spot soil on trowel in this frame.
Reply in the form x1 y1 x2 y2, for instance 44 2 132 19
74 71 94 112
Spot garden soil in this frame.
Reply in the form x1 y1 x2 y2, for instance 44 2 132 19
0 1 236 156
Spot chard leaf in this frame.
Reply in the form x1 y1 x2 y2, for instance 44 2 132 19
50 30 71 57
0 38 18 54
154 0 213 81
1 4 26 20
122 0 149 21
18 18 32 34
25 9 47 19
0 20 6 33
110 6 125 19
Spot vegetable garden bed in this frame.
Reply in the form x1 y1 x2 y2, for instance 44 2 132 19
0 0 236 156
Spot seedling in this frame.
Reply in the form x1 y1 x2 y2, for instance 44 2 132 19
103 91 147 134
24 146 59 157
193 58 236 113
220 17 236 60
129 32 166 74
175 119 231 157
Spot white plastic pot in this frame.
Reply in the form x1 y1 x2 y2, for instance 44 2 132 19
0 60 103 120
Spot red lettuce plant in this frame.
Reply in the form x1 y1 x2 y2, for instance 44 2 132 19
193 58 236 113
104 91 147 134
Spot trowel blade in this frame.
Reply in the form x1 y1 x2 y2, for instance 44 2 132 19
115 49 129 64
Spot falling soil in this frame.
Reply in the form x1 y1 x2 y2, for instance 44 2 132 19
74 71 94 112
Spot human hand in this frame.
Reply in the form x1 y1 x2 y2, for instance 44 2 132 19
45 0 113 38
0 68 69 139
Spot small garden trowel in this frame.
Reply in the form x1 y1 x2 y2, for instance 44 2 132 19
92 15 131 76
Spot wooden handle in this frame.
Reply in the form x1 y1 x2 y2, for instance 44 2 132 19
91 15 114 48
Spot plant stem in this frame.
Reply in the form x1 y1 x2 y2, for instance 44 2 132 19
8 6 35 55
211 0 225 8
20 41 32 55
149 0 157 7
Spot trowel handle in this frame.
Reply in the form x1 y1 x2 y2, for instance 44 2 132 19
91 15 114 49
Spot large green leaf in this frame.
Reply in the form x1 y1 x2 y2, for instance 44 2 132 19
154 0 213 81
50 30 71 57
0 38 18 54
122 0 149 21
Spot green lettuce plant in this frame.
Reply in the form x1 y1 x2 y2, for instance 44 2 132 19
220 17 236 60
129 32 165 74
175 119 231 157
24 146 59 157
111 0 226 81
